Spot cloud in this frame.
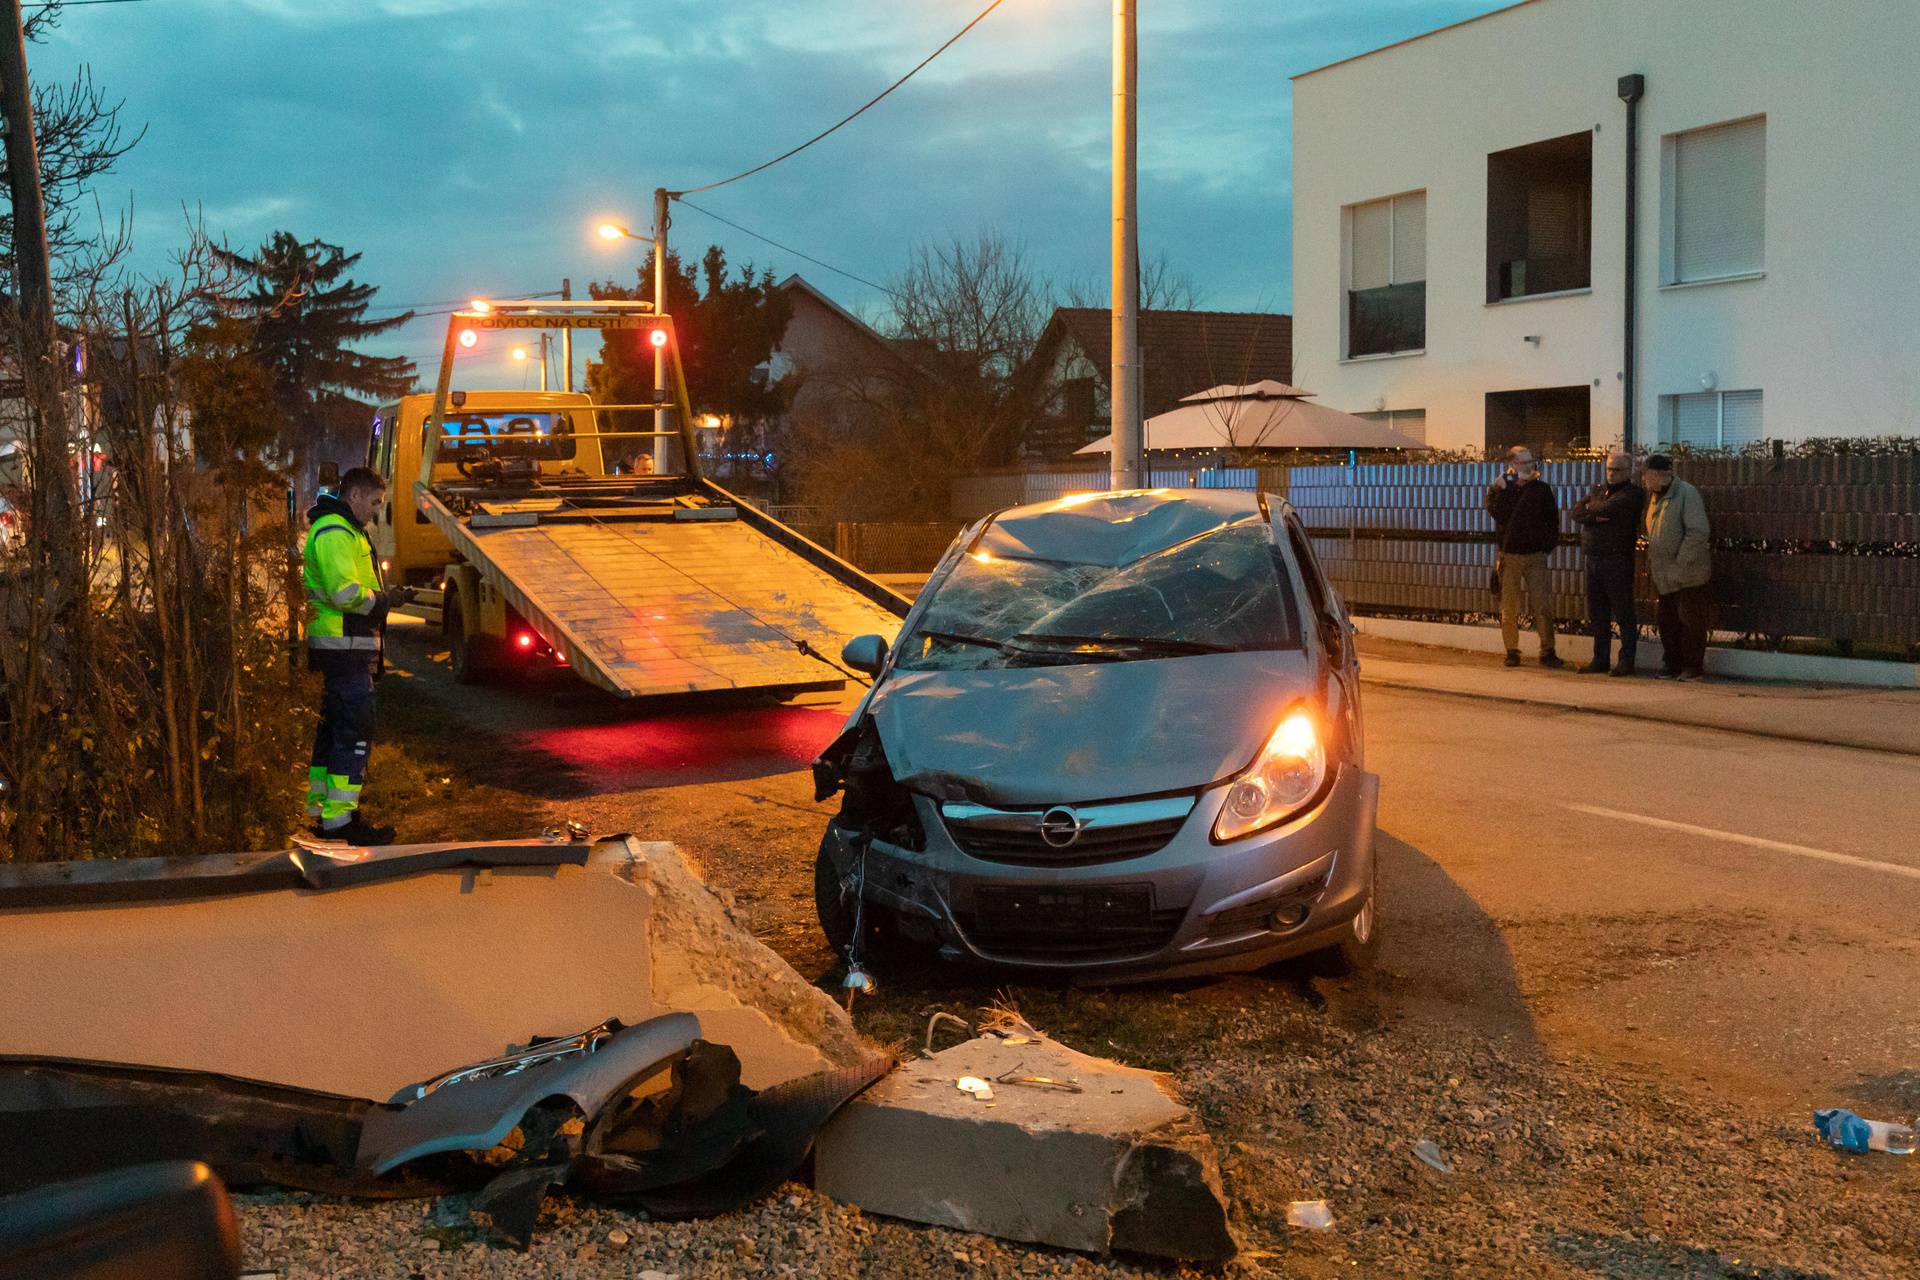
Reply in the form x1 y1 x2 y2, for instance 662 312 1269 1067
44 0 1492 374
479 90 527 137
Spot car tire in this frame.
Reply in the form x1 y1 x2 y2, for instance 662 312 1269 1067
447 597 495 686
814 829 908 963
813 833 857 956
1310 854 1380 977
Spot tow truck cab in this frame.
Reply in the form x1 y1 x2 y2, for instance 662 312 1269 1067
366 389 606 676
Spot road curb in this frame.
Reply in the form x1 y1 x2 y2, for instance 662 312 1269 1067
1359 674 1920 758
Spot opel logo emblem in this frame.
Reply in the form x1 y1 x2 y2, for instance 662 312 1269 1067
1038 807 1085 848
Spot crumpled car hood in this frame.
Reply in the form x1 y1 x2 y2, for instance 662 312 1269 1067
869 649 1318 807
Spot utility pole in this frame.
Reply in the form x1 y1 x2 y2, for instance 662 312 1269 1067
0 0 78 550
652 186 671 475
1110 0 1142 490
559 276 573 391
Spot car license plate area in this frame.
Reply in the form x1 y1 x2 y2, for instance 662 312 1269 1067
970 884 1151 935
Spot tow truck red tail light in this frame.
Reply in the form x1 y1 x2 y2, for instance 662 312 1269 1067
648 328 668 349
515 631 535 651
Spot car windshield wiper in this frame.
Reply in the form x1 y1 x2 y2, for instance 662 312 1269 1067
914 628 1010 652
1009 632 1238 655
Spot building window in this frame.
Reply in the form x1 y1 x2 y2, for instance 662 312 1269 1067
1356 408 1427 445
1664 117 1765 283
1485 386 1590 453
1659 389 1763 447
1345 192 1425 358
1486 131 1591 302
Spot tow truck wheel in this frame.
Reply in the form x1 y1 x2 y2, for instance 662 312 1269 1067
446 596 496 685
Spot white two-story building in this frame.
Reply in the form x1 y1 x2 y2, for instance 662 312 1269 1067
1290 0 1920 454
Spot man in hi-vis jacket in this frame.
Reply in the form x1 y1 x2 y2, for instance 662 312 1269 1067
302 466 396 844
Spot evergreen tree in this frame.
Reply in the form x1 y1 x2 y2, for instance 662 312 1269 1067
587 246 791 473
215 233 415 490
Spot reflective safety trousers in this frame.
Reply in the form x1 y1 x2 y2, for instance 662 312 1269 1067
304 511 383 655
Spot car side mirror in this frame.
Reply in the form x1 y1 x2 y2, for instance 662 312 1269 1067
841 634 888 677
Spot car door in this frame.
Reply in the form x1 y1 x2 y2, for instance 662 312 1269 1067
1270 499 1364 761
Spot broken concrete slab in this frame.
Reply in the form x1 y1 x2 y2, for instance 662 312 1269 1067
598 838 876 1089
813 1032 1237 1262
0 836 874 1099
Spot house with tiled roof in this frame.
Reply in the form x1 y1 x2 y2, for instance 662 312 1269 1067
1023 308 1292 458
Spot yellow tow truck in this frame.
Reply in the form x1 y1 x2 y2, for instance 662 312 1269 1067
365 299 907 697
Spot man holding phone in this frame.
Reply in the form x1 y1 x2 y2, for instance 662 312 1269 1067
1484 446 1564 669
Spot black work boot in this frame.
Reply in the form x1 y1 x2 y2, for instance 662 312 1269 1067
319 814 397 847
1539 650 1566 670
1504 649 1521 668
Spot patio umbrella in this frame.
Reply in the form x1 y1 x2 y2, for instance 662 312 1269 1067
1077 380 1427 454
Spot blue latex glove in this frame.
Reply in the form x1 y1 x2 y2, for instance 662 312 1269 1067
1813 1108 1873 1152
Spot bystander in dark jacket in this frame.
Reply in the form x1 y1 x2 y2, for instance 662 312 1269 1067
1483 448 1563 668
1571 452 1645 675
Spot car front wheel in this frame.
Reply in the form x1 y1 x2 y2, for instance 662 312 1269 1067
1311 854 1379 977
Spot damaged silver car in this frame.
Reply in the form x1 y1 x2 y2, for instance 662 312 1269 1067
812 489 1382 980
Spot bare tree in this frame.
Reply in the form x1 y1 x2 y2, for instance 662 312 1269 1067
1062 251 1204 312
4 2 144 293
783 231 1053 521
1 226 308 860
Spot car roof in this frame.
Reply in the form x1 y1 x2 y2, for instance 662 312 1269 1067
978 488 1265 568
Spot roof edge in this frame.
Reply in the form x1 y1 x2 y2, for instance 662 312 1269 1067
775 273 890 346
1291 0 1541 81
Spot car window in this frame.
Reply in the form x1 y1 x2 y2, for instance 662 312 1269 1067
895 519 1303 671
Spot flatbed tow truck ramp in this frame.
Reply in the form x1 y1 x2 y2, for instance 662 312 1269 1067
368 299 908 698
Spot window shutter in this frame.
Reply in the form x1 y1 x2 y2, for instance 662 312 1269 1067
1719 389 1763 444
1674 118 1765 281
1671 392 1720 447
1391 193 1426 284
1350 200 1391 291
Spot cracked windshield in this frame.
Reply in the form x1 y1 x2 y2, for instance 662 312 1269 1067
897 520 1302 669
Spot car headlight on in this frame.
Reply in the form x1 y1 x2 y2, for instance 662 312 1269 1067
1213 709 1327 842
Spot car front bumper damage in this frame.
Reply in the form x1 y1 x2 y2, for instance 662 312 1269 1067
823 763 1381 980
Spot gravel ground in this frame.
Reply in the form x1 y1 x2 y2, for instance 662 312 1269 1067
237 974 1917 1278
237 636 1916 1278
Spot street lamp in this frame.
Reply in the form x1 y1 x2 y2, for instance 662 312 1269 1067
594 192 674 474
511 340 552 391
597 222 651 245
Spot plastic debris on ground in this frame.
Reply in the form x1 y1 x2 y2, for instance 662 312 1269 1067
1412 1138 1455 1173
1286 1200 1335 1231
1813 1108 1916 1154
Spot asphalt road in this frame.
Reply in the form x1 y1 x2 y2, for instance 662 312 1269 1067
1366 681 1920 1111
350 623 1919 1276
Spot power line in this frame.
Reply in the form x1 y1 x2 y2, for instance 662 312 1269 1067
25 1 152 9
673 198 897 299
674 0 1009 197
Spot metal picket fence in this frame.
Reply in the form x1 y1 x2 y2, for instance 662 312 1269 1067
948 454 1920 651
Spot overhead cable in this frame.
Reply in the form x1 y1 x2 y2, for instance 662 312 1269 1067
673 0 1009 196
673 198 898 299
